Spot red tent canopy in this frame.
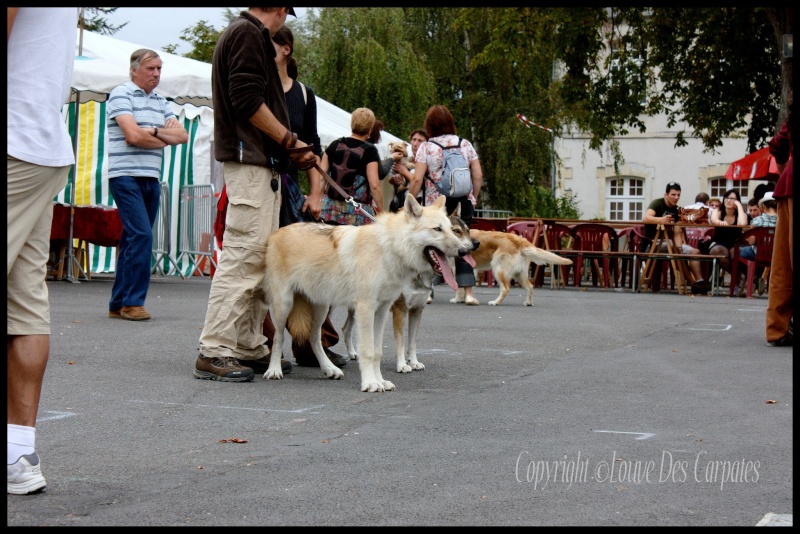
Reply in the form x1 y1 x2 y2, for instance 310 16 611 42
724 147 779 181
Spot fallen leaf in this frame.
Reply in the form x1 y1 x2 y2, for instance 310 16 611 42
672 349 678 353
321 439 329 443
197 466 203 469
766 399 777 404
72 320 82 323
68 361 75 365
218 438 248 444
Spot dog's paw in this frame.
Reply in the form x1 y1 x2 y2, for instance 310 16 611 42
348 352 358 360
397 363 413 373
524 300 533 306
488 300 499 306
449 297 465 304
407 360 425 371
362 381 385 393
322 366 344 380
264 370 283 380
382 379 396 391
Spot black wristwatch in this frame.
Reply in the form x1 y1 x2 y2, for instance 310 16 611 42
153 127 159 138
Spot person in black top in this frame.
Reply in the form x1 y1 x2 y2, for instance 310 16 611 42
709 188 747 282
318 107 384 226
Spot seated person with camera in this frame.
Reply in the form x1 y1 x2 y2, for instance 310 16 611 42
642 182 710 294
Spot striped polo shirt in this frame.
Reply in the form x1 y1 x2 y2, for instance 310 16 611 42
107 80 176 179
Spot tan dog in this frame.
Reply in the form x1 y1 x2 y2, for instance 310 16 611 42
262 195 473 392
456 229 573 306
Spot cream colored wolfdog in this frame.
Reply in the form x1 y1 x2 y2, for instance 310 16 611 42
454 229 573 306
262 195 472 392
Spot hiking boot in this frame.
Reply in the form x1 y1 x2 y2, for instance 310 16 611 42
194 355 254 382
121 306 151 321
238 356 292 375
296 348 348 368
7 452 46 495
108 309 122 319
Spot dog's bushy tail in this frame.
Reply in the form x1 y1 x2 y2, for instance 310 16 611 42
522 246 573 266
286 294 313 342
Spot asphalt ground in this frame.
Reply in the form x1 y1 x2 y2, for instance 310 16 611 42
7 275 793 526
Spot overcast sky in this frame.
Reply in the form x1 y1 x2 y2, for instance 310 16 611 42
103 7 310 55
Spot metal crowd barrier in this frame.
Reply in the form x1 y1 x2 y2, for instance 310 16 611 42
474 209 514 219
176 183 217 277
151 181 184 279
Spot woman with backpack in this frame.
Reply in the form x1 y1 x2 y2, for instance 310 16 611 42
407 105 484 305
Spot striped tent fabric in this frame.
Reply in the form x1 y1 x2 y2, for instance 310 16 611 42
57 100 214 275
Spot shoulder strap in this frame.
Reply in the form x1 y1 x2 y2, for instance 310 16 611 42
299 82 307 105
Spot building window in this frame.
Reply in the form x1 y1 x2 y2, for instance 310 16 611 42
607 177 644 221
610 41 646 106
710 178 748 203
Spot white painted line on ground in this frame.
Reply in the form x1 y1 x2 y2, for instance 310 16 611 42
593 430 655 440
37 410 78 422
686 324 732 331
756 512 792 526
128 399 325 414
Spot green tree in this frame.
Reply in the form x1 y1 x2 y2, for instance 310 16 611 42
164 20 221 62
554 7 789 154
301 8 437 140
80 7 127 35
164 8 239 60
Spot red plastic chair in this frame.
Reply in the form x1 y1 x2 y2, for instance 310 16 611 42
729 227 775 298
532 222 577 287
683 226 705 249
506 220 544 284
571 223 619 288
617 225 643 289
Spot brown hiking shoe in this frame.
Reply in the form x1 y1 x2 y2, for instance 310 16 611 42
121 306 151 321
108 309 122 319
194 355 254 382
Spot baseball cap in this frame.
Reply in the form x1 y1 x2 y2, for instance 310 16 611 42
758 191 774 207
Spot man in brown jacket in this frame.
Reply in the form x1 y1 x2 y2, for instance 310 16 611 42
194 7 316 382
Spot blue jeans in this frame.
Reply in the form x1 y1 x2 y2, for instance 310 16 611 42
108 176 160 310
739 245 756 261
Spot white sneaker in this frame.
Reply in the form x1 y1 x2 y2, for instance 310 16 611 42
7 452 46 495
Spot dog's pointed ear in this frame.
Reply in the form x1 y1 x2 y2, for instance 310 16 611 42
404 191 423 218
432 196 447 211
449 202 462 218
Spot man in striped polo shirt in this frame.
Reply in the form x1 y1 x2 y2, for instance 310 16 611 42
106 48 188 321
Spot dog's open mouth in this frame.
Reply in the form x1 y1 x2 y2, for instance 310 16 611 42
424 246 458 290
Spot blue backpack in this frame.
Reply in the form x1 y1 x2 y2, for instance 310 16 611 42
429 137 472 197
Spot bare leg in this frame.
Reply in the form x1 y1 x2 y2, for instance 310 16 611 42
7 335 49 427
